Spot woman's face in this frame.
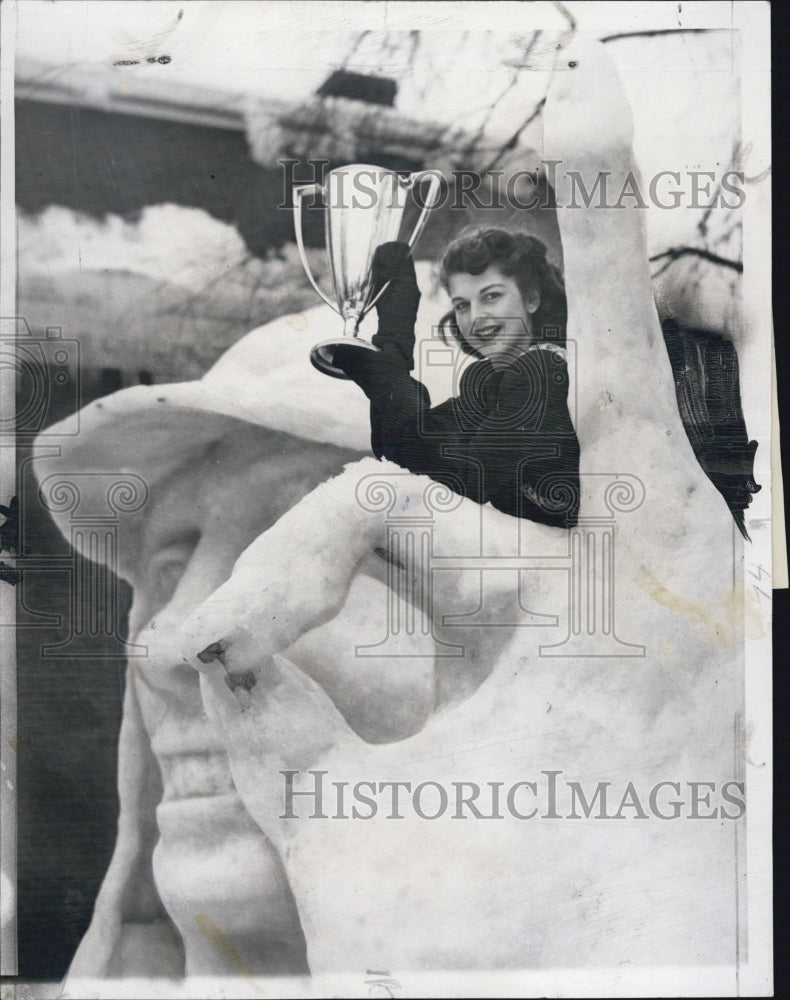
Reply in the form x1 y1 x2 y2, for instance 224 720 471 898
448 265 539 367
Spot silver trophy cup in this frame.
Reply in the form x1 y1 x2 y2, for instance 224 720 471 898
293 164 441 378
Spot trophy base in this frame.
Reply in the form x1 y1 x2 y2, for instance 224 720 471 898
310 338 381 380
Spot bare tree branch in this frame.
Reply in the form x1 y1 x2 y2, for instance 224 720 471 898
481 97 546 172
649 245 743 280
340 31 372 70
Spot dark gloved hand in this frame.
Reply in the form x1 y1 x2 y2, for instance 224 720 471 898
331 337 410 393
331 341 384 381
370 241 421 370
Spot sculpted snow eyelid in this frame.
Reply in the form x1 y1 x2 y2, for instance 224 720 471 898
146 531 202 609
150 528 201 556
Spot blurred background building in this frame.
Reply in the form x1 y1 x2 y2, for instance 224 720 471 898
16 5 744 393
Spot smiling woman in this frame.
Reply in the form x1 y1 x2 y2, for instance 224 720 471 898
333 232 580 528
439 228 567 364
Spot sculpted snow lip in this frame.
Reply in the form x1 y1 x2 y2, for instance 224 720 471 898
158 751 236 802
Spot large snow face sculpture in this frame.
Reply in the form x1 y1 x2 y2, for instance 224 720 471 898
38 34 749 988
126 428 445 977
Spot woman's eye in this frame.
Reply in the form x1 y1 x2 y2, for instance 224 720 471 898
454 302 469 313
484 291 502 302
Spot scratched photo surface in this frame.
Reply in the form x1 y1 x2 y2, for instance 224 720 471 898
3 2 772 997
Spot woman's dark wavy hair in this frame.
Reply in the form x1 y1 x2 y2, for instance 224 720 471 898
438 227 568 359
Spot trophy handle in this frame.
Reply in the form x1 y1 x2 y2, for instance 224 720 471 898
404 170 443 249
363 170 443 315
293 183 338 312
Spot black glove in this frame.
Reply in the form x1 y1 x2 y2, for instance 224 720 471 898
369 240 421 370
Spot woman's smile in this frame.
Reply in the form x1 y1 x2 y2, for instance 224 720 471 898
473 320 505 340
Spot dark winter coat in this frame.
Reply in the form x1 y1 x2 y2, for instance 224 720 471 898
338 342 579 528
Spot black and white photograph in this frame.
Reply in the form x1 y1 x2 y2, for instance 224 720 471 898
0 1 774 996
